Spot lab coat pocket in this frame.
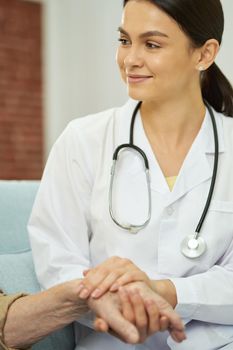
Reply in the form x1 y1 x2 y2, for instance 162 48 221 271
158 200 233 277
202 199 233 265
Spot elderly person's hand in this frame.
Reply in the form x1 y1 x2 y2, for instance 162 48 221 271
87 290 140 344
123 281 186 343
90 282 186 344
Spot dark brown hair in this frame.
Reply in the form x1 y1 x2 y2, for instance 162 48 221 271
123 0 233 117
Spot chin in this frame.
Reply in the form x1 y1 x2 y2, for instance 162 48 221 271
127 89 152 103
127 87 143 100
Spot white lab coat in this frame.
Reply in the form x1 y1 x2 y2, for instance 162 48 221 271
28 99 233 349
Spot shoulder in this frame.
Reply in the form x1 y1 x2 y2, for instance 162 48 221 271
69 106 117 132
55 99 137 148
216 109 233 127
219 112 233 146
222 114 233 129
68 99 136 135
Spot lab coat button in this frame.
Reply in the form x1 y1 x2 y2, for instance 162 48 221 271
167 206 174 215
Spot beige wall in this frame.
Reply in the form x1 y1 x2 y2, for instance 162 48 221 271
42 0 127 157
216 0 233 83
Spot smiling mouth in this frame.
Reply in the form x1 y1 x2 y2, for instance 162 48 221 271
127 75 153 84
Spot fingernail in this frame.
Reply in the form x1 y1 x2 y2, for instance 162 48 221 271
126 327 139 344
91 289 101 298
110 284 118 291
79 288 89 299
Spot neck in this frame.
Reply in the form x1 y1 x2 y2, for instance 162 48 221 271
140 94 206 149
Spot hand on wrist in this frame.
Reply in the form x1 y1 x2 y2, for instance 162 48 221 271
151 279 177 308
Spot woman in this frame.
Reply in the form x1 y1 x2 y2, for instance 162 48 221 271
29 0 233 349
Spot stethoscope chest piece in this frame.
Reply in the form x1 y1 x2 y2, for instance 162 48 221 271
181 234 206 258
109 101 218 259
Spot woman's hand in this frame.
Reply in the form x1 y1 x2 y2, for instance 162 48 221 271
77 256 151 299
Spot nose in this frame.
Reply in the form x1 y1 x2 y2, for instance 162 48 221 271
123 47 144 69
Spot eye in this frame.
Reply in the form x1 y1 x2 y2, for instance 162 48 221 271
146 42 161 49
118 38 131 46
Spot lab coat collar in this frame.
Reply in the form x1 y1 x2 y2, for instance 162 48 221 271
200 107 225 154
116 100 225 205
167 107 225 206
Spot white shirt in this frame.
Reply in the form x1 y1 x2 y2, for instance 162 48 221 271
28 99 233 350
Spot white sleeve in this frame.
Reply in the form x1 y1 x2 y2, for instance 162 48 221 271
170 238 233 324
28 123 92 289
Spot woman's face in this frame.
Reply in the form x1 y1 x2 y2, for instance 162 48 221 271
116 0 201 104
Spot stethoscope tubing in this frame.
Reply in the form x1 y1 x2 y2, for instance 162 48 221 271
109 100 219 257
194 101 219 236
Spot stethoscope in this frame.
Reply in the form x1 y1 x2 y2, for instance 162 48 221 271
109 101 219 259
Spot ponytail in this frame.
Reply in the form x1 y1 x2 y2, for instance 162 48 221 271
201 63 233 117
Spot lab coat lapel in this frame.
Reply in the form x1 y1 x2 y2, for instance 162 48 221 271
167 144 212 205
133 107 214 197
166 109 225 206
134 109 169 194
114 100 167 193
115 101 225 205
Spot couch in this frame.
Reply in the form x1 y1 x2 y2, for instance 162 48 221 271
0 180 75 350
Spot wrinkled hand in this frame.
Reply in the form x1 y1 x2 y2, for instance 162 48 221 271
94 282 186 344
88 291 140 344
124 282 186 343
78 256 150 299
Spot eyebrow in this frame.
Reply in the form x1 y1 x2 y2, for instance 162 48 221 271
118 26 169 39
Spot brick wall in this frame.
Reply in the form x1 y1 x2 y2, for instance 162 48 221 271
0 0 43 179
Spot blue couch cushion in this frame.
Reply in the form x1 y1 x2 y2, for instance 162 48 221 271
0 180 39 254
0 181 75 350
0 251 40 294
0 250 75 350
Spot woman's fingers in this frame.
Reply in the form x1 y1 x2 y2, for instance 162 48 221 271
90 271 125 298
79 257 133 298
110 270 150 292
79 269 126 299
82 269 91 276
78 270 105 299
79 257 150 299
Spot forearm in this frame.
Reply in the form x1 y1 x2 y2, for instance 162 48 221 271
170 266 233 323
3 280 88 349
150 279 177 309
152 267 233 324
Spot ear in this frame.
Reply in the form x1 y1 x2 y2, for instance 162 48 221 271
196 39 220 72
